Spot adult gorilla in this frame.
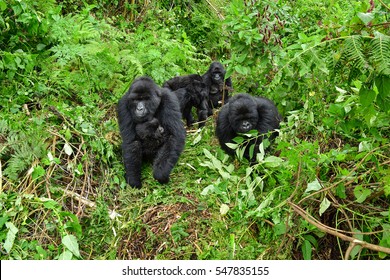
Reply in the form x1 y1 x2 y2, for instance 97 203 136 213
202 61 233 115
117 76 186 188
163 74 209 128
216 93 281 162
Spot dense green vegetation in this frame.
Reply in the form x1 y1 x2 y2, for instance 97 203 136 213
0 0 389 260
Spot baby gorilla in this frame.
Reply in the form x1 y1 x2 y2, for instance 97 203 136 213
135 118 165 155
216 93 282 162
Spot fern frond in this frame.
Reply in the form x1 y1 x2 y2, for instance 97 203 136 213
342 35 368 70
2 131 47 181
370 33 390 75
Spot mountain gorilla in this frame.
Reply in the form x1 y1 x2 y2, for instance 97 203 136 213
135 118 165 153
117 76 186 188
202 62 233 115
163 74 209 128
216 93 282 162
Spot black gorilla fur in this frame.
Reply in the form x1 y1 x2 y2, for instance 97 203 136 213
216 93 281 161
202 61 233 115
163 74 209 128
117 76 186 188
135 118 166 153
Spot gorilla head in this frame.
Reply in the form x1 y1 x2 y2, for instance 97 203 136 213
216 93 281 161
126 77 162 123
208 62 226 84
228 95 259 133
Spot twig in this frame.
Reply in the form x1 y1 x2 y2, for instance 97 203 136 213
378 0 390 11
61 188 121 219
288 201 390 258
205 0 225 20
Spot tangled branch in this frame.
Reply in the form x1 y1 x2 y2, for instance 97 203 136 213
288 201 390 259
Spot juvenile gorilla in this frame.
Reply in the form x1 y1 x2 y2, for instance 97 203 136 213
117 76 186 188
135 118 165 153
163 74 209 128
202 62 233 115
216 93 282 161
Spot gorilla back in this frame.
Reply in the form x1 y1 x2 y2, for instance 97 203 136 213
163 74 209 128
216 93 281 162
117 76 186 188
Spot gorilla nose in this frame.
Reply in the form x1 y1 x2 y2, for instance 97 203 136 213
242 121 251 130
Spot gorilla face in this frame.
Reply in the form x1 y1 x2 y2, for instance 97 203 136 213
228 95 259 133
127 77 162 122
209 62 226 83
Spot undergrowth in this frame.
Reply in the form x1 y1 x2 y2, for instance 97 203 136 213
0 0 389 260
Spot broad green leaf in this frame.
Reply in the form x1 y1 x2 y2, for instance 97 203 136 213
349 229 363 259
254 191 275 215
319 197 331 216
58 250 73 260
302 239 312 260
0 0 7 12
191 134 202 146
32 165 45 180
203 148 213 159
64 143 73 156
336 185 347 199
359 87 376 108
220 204 229 216
249 144 255 159
274 224 286 235
0 216 8 228
354 186 372 203
37 43 46 51
4 222 19 253
357 12 374 25
62 234 81 258
263 156 284 168
201 185 216 196
305 179 322 193
379 224 390 259
43 199 59 210
375 75 390 111
226 143 238 149
304 235 318 249
358 141 372 152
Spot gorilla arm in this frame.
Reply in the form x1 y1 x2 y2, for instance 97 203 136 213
152 89 186 183
216 103 237 155
255 97 282 137
117 94 143 188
